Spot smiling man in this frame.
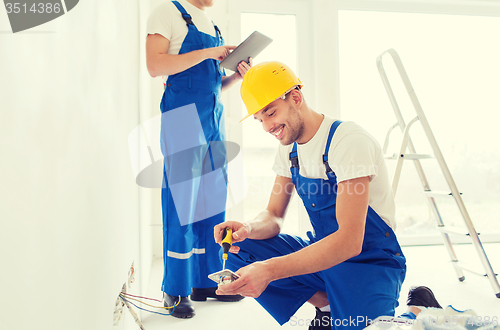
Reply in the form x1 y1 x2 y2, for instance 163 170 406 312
214 61 407 330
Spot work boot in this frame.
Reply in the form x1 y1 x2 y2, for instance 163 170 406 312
190 287 244 302
406 286 442 308
164 294 195 318
308 307 331 330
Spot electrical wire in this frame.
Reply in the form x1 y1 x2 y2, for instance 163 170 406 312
120 292 180 310
118 286 179 318
119 295 178 317
120 292 163 304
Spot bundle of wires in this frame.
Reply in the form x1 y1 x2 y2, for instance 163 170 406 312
119 291 181 316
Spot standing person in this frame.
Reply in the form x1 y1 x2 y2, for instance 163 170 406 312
214 61 406 329
146 0 250 319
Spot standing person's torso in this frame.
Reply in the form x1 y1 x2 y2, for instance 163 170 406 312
147 0 218 82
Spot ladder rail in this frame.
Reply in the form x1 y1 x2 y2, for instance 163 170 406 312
383 113 464 281
377 53 464 281
392 116 419 195
376 51 433 193
377 49 451 249
382 122 399 155
379 50 476 234
377 48 500 297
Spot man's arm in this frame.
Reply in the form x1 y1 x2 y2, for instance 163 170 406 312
216 176 369 298
268 176 368 277
145 33 235 78
214 175 293 250
220 58 252 92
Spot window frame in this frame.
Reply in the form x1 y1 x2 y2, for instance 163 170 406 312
224 0 313 235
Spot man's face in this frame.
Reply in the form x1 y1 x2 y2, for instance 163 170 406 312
253 92 303 146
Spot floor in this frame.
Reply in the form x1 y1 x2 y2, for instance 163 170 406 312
138 243 500 329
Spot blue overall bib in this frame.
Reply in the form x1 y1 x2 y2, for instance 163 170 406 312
226 121 406 329
160 1 226 297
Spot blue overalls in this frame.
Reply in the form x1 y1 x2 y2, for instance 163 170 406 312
226 121 407 329
160 1 226 297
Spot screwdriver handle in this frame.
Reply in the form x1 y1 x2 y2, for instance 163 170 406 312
221 227 232 260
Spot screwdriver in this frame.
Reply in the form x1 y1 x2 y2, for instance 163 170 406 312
221 227 232 270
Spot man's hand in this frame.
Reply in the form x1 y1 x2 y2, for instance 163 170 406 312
215 261 273 298
221 57 252 91
205 45 236 61
214 221 251 254
235 57 252 78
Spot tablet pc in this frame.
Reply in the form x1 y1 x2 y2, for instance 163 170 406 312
220 31 273 72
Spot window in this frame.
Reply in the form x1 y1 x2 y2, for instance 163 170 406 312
338 10 500 243
225 0 312 236
240 12 304 235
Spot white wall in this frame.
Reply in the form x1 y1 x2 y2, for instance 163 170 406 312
0 1 156 329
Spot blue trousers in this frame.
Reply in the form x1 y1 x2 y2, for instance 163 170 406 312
226 234 405 329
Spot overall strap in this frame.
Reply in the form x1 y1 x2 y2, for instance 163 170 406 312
289 142 299 184
172 1 194 26
289 142 299 169
213 23 222 38
323 120 343 175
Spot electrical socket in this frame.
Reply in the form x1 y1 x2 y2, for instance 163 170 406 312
113 287 125 328
127 262 135 290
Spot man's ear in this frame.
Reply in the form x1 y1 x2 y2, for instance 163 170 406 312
289 89 303 107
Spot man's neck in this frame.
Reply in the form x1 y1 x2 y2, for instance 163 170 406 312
296 109 324 145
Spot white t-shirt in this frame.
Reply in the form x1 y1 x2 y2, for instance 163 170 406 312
272 116 396 229
146 0 217 56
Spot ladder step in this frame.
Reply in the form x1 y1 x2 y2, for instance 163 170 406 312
422 190 462 198
385 153 433 160
453 261 498 278
437 225 478 236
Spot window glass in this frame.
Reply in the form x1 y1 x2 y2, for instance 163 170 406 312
240 13 306 235
338 10 500 242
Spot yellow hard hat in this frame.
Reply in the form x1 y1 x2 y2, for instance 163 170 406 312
240 61 303 122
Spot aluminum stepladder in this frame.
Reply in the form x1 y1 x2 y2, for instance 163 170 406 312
376 48 500 298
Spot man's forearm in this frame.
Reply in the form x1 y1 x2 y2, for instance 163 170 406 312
246 209 283 240
263 177 369 282
147 49 209 78
221 73 241 92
